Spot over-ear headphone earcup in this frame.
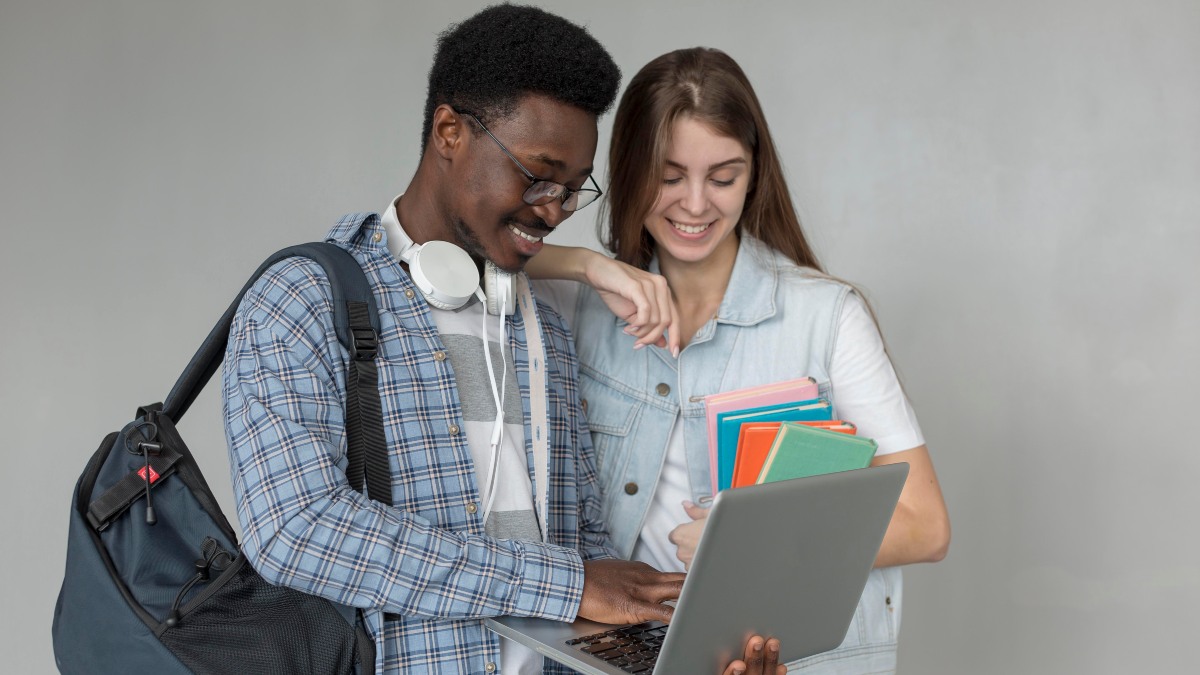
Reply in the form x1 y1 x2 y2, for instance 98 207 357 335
483 261 515 316
407 241 480 311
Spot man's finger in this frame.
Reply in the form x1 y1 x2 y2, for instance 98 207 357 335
722 661 748 675
745 636 764 669
640 577 686 606
634 599 675 624
644 570 687 584
763 638 782 674
632 569 685 600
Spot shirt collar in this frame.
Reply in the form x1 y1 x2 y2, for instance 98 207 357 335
320 196 412 258
379 194 414 260
324 211 385 250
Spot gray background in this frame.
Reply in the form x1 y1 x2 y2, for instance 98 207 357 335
3 0 1197 672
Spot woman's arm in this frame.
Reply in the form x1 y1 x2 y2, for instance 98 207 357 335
870 444 950 566
827 293 950 566
528 243 679 354
524 242 596 283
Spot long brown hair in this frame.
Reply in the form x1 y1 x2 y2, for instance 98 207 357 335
602 47 823 272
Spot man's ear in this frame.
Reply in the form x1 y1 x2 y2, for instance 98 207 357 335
430 104 466 160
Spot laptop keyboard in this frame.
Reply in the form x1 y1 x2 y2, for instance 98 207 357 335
565 621 667 673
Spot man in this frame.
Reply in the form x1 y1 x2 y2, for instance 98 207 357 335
222 6 687 674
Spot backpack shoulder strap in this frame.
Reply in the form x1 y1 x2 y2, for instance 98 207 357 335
160 241 392 505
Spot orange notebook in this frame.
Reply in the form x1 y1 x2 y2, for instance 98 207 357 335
731 421 856 488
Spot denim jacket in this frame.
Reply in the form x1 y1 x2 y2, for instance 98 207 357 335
569 235 904 672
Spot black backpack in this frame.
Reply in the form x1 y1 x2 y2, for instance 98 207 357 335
52 242 394 674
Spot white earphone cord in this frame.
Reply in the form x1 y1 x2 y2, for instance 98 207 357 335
479 290 507 525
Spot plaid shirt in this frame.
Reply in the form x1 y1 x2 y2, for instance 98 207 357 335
223 213 616 674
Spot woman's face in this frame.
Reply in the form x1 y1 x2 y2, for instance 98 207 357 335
644 116 752 267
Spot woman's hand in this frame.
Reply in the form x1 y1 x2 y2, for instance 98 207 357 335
667 501 710 570
525 244 679 355
721 635 786 675
581 253 679 356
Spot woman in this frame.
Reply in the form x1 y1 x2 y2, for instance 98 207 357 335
530 47 950 672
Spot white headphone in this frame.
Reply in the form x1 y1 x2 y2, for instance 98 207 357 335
395 235 514 316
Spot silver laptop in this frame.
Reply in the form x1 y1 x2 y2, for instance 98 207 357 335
487 463 908 674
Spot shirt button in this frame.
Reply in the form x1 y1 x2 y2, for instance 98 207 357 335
404 289 415 300
433 350 446 361
655 383 671 396
485 662 496 673
466 502 478 515
624 482 639 495
372 231 383 243
448 424 460 436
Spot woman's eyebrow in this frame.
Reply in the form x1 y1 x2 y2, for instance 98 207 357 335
665 157 748 171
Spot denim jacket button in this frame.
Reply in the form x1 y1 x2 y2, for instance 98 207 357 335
655 383 670 396
580 398 589 414
624 482 639 495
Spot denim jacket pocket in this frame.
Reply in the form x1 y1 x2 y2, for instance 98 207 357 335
579 373 642 512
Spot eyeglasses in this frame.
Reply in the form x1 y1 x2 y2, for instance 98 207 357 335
457 110 603 212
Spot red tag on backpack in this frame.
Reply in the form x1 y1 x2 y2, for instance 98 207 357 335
137 466 161 484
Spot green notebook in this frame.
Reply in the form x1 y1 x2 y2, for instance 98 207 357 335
755 422 878 483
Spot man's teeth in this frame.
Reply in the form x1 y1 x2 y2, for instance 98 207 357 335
509 224 542 243
672 220 710 235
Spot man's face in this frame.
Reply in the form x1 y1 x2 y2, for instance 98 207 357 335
446 95 599 273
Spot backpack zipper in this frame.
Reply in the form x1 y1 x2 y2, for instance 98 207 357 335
160 537 238 631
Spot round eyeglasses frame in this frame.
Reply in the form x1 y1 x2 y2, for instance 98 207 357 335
456 110 603 212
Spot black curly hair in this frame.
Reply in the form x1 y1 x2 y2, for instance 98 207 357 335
421 4 620 153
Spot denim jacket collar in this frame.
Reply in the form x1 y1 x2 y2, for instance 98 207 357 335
648 234 779 328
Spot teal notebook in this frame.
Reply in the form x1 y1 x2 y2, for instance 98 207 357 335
715 398 832 491
756 422 878 484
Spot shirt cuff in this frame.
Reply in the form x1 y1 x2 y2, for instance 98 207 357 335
505 541 586 622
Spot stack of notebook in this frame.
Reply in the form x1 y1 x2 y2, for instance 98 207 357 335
703 377 878 492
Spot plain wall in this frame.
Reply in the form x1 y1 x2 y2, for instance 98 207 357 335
3 1 1198 672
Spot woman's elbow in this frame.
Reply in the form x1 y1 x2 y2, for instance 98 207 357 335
924 513 951 563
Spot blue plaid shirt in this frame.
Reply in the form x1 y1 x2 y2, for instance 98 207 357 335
223 213 616 673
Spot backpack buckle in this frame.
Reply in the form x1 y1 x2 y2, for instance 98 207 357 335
351 327 378 361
